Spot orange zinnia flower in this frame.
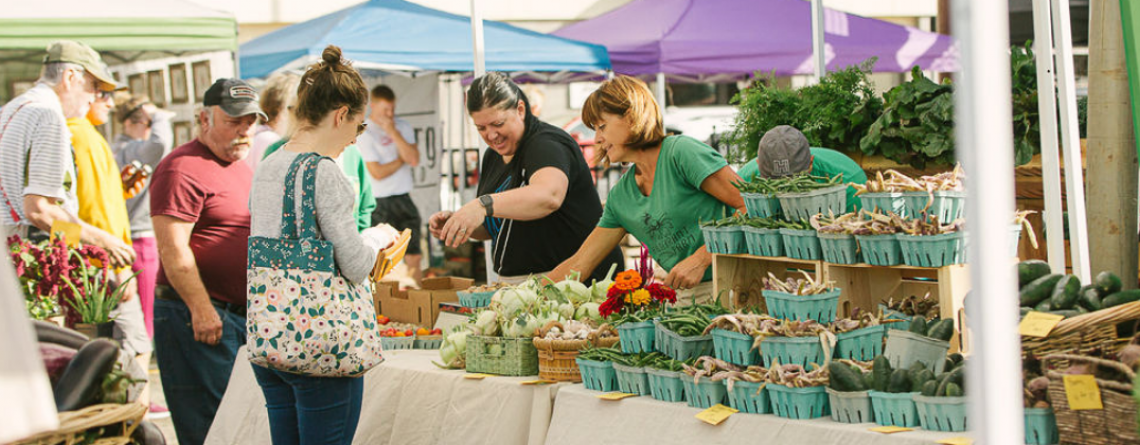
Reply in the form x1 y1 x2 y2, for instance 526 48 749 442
613 270 642 291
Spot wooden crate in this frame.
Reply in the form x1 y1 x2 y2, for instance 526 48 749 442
712 254 823 313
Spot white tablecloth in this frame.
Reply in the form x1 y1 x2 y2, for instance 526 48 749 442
544 385 971 445
206 348 566 445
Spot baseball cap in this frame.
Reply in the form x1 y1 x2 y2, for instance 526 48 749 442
757 125 812 178
43 40 119 91
203 79 268 121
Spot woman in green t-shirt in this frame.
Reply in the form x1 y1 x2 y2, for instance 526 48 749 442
549 76 745 291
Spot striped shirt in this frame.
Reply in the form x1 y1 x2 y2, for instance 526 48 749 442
0 83 78 226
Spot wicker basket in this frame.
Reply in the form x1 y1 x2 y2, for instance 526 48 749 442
1044 354 1139 445
13 403 147 445
1022 301 1140 368
466 335 539 376
532 322 619 383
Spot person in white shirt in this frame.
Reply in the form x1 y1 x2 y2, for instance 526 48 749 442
358 85 422 284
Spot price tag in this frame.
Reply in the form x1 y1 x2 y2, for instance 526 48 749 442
936 437 974 445
1064 375 1104 410
1019 311 1065 338
519 379 556 385
868 426 913 434
50 220 82 248
596 392 638 401
695 404 738 426
464 373 492 380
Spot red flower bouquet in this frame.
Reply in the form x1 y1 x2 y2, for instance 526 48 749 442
598 246 676 324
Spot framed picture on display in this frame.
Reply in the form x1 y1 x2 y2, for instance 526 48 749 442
173 121 192 147
128 74 146 96
147 70 166 107
9 80 34 98
169 63 189 104
192 61 211 101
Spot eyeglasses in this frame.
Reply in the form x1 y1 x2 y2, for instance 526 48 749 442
96 90 113 100
357 121 368 136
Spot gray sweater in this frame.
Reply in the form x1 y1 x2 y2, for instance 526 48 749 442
250 149 377 284
111 111 173 238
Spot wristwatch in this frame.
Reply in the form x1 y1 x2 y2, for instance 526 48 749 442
479 195 494 217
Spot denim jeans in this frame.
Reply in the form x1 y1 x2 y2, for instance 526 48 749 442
251 365 364 445
153 297 246 445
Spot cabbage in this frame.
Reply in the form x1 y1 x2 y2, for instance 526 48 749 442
574 302 602 323
472 310 500 336
434 330 470 369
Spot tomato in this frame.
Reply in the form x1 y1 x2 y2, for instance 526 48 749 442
431 328 442 335
404 329 415 337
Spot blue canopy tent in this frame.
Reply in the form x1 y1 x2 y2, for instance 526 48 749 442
239 0 610 79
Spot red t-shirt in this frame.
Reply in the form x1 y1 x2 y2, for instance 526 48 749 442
150 139 252 305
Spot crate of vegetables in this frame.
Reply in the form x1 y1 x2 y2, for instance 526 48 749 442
832 312 888 361
759 334 828 369
856 233 902 266
533 321 618 383
812 213 865 265
465 335 539 376
700 217 747 255
765 362 831 420
1024 408 1058 445
903 191 966 221
775 175 848 222
742 192 781 218
859 192 905 216
575 346 622 392
645 358 688 403
761 272 840 324
379 325 417 351
913 360 970 432
827 360 876 424
709 314 774 366
457 282 508 308
725 370 771 414
743 225 784 257
612 362 651 396
896 218 967 268
617 320 655 354
884 318 954 374
778 227 822 261
654 305 723 361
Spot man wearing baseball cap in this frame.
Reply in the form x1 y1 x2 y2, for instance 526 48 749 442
148 78 263 445
737 125 867 212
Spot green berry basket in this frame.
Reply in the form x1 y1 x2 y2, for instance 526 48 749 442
612 363 651 396
682 376 727 409
742 192 781 218
457 290 495 308
617 320 656 354
914 395 969 432
856 234 903 266
779 228 822 260
743 226 785 257
576 358 619 392
762 288 841 324
835 325 887 361
859 192 905 215
712 328 761 366
413 335 443 350
381 335 416 351
1024 407 1059 445
702 225 747 255
827 388 875 424
818 233 862 264
727 380 771 414
653 320 714 361
465 335 539 376
877 304 913 331
767 384 830 419
884 329 950 374
869 391 921 427
778 185 848 222
759 335 828 369
898 232 967 268
1010 224 1024 258
902 190 966 221
646 368 686 403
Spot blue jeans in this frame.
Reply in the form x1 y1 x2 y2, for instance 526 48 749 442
252 365 364 445
153 297 246 445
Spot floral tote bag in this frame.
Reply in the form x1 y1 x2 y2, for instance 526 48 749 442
247 153 383 377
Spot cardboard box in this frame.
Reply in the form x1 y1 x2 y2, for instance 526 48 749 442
374 277 474 327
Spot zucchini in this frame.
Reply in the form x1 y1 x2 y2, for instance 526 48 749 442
1095 271 1123 295
888 369 912 393
908 316 928 336
829 362 864 392
54 339 118 411
1018 260 1052 288
1049 275 1081 310
1102 290 1140 309
1020 274 1064 307
872 355 892 392
1077 285 1103 312
1034 299 1053 312
921 380 939 396
927 319 955 342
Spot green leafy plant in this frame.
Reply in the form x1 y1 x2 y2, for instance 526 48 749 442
1011 41 1041 166
62 250 140 324
859 66 955 169
724 78 802 163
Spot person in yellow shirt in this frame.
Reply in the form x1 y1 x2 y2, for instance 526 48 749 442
68 87 156 412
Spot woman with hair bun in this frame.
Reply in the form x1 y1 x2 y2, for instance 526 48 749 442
248 45 384 445
428 72 621 283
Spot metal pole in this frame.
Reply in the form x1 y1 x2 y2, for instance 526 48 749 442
656 72 667 127
470 0 495 283
811 0 826 83
1031 0 1067 273
1052 0 1092 282
953 0 1024 443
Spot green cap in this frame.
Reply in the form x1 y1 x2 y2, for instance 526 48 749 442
43 40 118 91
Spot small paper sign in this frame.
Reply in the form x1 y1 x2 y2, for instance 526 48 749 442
1019 311 1065 338
464 373 492 380
596 392 638 401
519 379 556 385
50 220 81 248
1064 374 1104 410
869 426 913 434
695 404 738 425
936 437 974 445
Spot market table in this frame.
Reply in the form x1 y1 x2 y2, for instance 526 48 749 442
205 348 567 445
544 385 971 445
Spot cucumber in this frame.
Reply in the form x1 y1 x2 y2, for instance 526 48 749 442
872 355 892 392
1102 290 1140 309
863 371 875 391
946 353 963 366
1095 271 1123 295
944 382 964 397
1020 274 1064 307
1020 307 1033 318
1018 260 1052 288
1077 285 1103 312
927 319 955 342
888 369 912 393
908 316 928 336
829 362 864 392
1049 275 1081 310
911 369 935 392
1050 310 1081 319
921 380 938 396
1034 299 1053 312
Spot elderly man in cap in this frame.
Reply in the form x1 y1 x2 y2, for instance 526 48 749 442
148 78 265 445
737 125 867 212
0 40 136 261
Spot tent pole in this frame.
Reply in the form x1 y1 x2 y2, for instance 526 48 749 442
656 72 667 127
811 0 826 83
953 0 1024 443
1052 0 1091 282
1031 0 1066 273
470 0 496 283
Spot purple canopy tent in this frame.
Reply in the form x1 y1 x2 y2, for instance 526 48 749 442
552 0 959 79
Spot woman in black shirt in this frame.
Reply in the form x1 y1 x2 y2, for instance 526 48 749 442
428 73 622 282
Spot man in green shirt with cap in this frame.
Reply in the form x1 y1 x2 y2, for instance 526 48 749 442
737 125 867 213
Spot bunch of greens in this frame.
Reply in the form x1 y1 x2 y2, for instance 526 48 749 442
859 67 955 169
733 174 844 195
1011 41 1040 166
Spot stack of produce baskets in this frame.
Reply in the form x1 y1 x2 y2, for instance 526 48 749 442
532 321 618 383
